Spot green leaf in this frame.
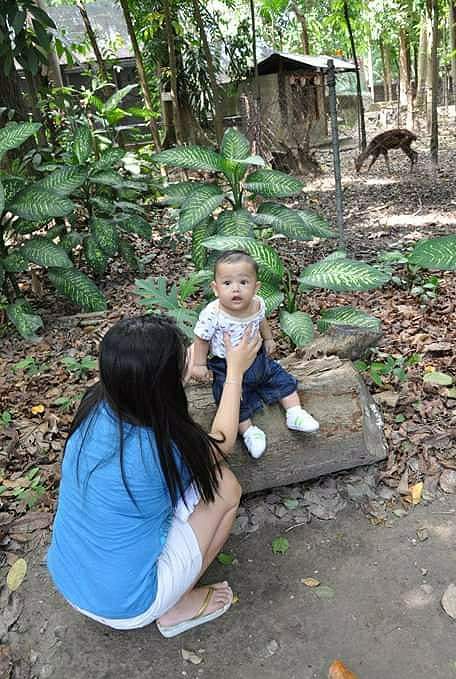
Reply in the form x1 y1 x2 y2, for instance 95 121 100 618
6 300 43 341
92 148 125 172
117 215 151 239
158 181 200 207
167 307 199 340
202 235 284 283
256 203 314 240
321 250 349 261
15 220 45 236
179 184 225 232
299 258 391 292
259 280 284 315
3 177 27 204
317 306 381 333
84 236 109 275
408 235 456 271
91 218 119 257
296 209 336 239
2 251 28 273
118 238 140 271
89 196 116 215
135 276 179 311
90 170 123 188
103 84 138 112
37 167 87 196
48 268 107 311
21 238 73 269
178 270 212 301
152 146 225 172
10 187 74 221
244 169 304 198
0 263 4 288
216 209 254 237
313 585 335 600
280 310 314 347
60 232 84 252
423 371 453 386
0 122 41 161
192 219 216 270
271 536 289 555
220 128 250 160
283 498 299 510
72 125 93 164
217 551 235 566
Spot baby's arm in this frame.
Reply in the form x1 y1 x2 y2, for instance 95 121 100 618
259 318 276 356
191 336 211 381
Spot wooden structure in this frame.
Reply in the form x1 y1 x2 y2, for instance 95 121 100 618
239 51 356 173
186 355 386 495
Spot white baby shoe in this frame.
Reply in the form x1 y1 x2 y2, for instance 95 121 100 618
286 406 319 433
242 426 267 459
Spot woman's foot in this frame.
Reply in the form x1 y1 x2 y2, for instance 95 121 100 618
157 582 232 628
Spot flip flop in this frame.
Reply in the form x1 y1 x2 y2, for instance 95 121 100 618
156 586 233 638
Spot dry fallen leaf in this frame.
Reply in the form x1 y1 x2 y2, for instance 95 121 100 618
328 659 360 679
181 649 203 665
301 577 320 588
408 482 423 505
441 583 456 620
6 558 27 592
31 404 45 415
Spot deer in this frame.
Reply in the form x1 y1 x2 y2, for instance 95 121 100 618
355 128 418 174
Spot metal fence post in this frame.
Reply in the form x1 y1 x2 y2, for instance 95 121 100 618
326 59 345 247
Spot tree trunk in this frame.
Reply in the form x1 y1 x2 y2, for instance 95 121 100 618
379 37 392 101
191 0 224 145
399 28 414 128
367 41 375 101
0 65 29 120
416 14 428 108
117 0 161 150
163 0 183 145
343 0 366 150
186 355 386 494
429 0 439 163
35 0 63 87
75 1 107 81
449 2 456 104
292 3 310 54
249 0 262 154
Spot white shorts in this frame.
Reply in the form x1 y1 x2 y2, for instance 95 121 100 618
73 485 203 630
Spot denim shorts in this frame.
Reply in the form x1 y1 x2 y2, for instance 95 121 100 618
208 347 298 423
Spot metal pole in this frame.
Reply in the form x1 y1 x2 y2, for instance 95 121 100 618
326 59 345 247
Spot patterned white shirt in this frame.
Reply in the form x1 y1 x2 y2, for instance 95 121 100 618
194 296 266 359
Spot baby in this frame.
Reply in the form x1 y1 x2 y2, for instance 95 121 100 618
191 250 319 459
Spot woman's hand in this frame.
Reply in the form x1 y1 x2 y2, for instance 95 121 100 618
224 326 262 378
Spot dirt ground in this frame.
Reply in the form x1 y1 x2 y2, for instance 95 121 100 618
1 124 456 678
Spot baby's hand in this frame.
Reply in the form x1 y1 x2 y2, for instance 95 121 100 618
264 338 276 356
191 364 212 382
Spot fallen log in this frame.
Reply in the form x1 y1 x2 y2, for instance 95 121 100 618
186 355 387 494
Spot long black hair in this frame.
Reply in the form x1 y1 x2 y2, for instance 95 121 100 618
64 315 224 507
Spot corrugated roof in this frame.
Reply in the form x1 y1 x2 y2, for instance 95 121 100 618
255 51 356 75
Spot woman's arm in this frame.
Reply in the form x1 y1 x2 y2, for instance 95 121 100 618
210 328 262 454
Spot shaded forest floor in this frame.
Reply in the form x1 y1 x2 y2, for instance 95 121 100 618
0 122 455 564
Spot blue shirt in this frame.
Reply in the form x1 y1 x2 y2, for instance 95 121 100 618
47 403 191 619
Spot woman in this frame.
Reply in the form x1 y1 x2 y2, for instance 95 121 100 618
47 314 261 637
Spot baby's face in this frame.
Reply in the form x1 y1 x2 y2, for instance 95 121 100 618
212 261 260 314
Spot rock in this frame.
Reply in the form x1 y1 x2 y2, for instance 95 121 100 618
441 583 456 619
439 470 456 494
425 342 452 354
373 391 400 408
273 504 288 519
231 515 249 535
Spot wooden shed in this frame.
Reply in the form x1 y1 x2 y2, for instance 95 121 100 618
238 51 356 172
